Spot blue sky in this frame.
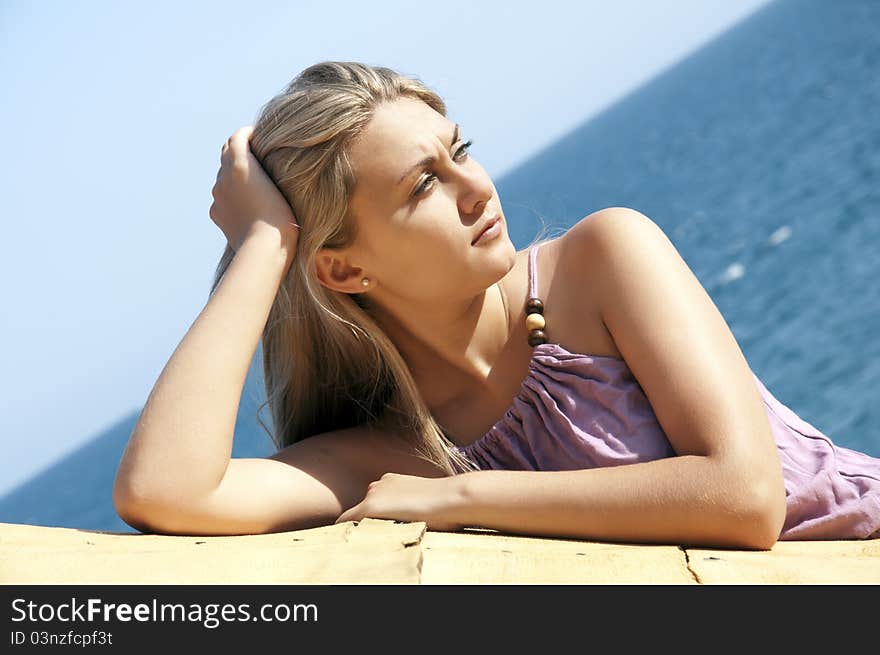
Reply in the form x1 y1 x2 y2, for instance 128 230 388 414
0 0 772 496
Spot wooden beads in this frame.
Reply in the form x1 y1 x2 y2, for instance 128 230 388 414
528 330 547 347
525 312 545 331
525 296 547 347
525 298 544 315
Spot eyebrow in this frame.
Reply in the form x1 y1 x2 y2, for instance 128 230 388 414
396 123 460 187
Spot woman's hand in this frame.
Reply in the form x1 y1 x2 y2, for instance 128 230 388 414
334 472 467 532
209 126 300 254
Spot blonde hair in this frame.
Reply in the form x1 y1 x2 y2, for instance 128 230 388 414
209 61 486 475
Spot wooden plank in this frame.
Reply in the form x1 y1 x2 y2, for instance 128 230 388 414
0 519 423 584
421 528 696 584
4 521 878 584
685 539 880 584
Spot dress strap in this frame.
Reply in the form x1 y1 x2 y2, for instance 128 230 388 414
525 243 548 347
528 243 540 299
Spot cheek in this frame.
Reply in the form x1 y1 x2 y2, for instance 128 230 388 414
394 239 468 291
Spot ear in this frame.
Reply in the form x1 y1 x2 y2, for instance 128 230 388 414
315 246 368 294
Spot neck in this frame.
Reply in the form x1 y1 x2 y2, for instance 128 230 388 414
368 282 513 392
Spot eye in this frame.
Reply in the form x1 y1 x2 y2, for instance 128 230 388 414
413 140 474 197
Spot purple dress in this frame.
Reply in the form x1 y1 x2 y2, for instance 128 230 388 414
451 242 880 540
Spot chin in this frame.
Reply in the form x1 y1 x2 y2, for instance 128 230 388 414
481 236 517 281
500 236 517 265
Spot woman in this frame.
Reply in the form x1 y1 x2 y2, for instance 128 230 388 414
113 61 880 548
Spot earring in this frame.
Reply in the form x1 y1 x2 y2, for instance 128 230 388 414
361 277 370 287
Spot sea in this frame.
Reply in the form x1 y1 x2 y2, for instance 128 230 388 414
1 0 877 533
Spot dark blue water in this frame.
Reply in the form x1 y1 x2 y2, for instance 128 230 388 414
2 0 877 533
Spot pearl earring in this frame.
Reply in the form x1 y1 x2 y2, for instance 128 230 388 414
361 277 370 287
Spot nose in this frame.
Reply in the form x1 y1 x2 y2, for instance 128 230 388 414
455 166 495 220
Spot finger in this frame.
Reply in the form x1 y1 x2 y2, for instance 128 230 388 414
335 505 360 524
229 125 254 149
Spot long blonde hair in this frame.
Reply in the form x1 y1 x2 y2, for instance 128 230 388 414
209 61 483 475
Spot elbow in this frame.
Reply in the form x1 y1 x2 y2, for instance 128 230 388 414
113 462 155 533
710 442 787 550
113 489 194 536
113 488 154 534
113 480 162 534
113 469 141 530
735 479 786 551
113 474 182 535
113 462 191 535
706 455 786 550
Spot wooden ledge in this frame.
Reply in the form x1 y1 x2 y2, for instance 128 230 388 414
1 521 877 584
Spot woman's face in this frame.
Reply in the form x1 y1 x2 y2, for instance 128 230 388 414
319 96 516 307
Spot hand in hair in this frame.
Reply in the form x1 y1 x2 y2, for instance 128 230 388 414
209 125 300 255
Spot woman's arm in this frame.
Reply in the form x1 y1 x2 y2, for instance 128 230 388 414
114 127 306 531
113 228 295 527
445 208 787 550
448 457 775 549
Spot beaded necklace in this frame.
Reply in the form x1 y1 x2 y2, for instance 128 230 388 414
525 244 548 347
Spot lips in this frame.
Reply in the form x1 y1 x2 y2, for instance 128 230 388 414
472 216 500 245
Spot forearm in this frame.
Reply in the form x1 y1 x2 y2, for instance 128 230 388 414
115 229 292 505
451 456 783 550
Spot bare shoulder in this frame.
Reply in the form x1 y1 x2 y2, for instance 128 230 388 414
558 206 672 310
563 206 661 256
537 207 659 358
562 206 696 310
